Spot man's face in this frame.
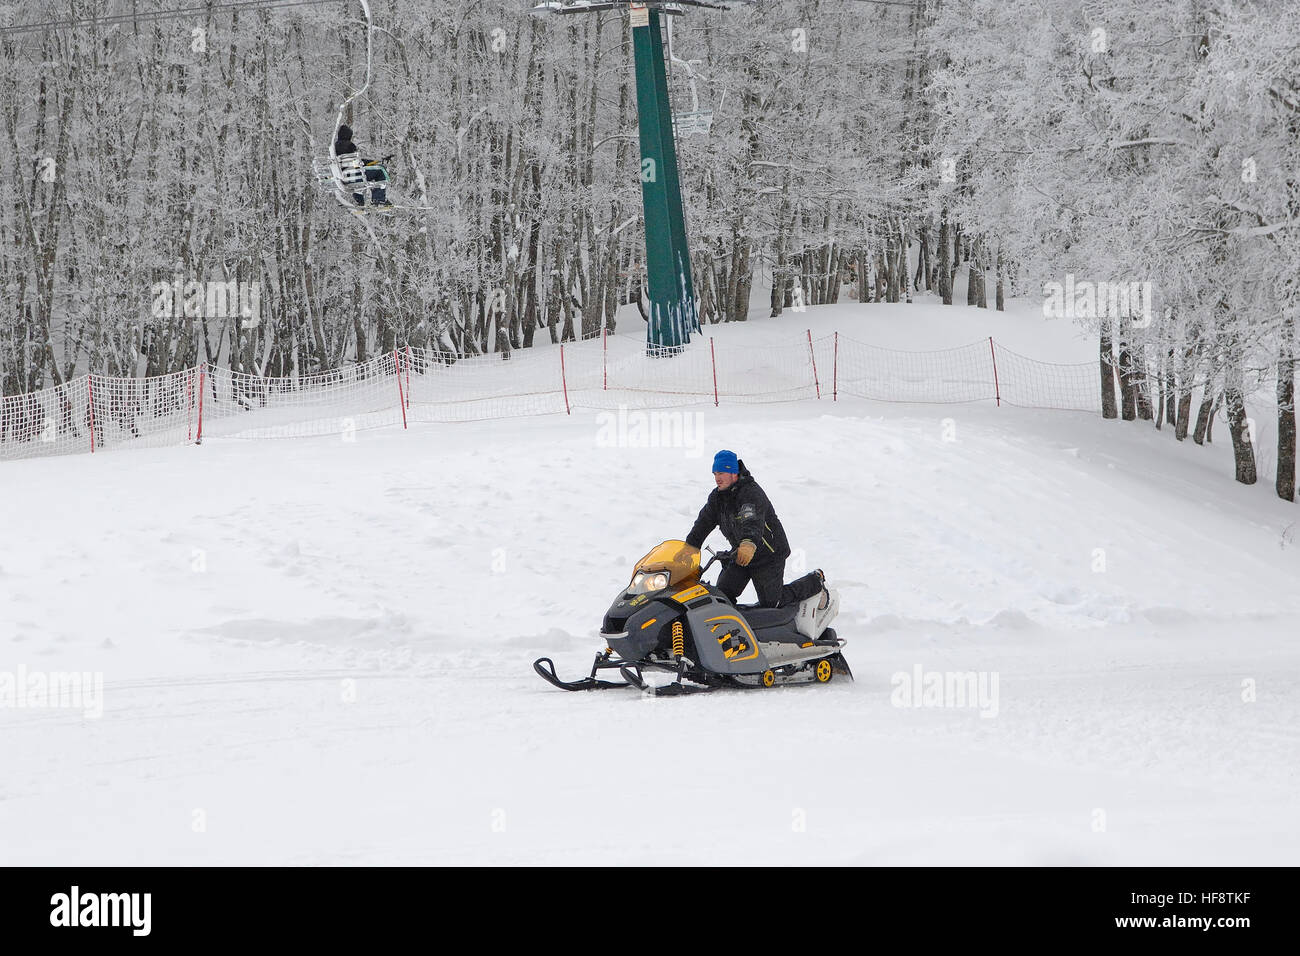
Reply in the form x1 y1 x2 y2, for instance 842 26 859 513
713 471 738 491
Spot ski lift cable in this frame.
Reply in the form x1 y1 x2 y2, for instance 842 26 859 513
330 0 372 163
310 4 434 219
321 5 434 225
0 0 342 36
3 0 922 37
320 0 389 215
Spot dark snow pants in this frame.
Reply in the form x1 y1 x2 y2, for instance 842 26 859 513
353 166 388 205
716 560 822 608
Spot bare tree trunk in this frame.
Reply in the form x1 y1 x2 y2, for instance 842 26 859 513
937 213 952 305
770 190 791 318
694 249 713 326
770 261 784 317
913 224 929 291
1193 382 1216 445
1100 319 1118 419
995 244 1005 311
1118 317 1136 421
732 235 753 321
1159 348 1170 429
546 244 563 344
1277 319 1296 501
885 226 900 303
1175 338 1198 440
898 221 911 303
1134 347 1153 421
966 248 977 306
1163 345 1176 426
1224 350 1257 484
1175 384 1193 440
827 242 842 304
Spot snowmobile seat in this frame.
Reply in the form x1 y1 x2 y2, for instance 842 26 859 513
738 604 805 643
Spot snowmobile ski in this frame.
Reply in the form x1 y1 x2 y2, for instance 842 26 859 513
533 654 641 691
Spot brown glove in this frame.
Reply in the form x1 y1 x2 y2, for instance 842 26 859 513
736 539 756 567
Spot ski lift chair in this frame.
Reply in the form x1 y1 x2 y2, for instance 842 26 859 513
672 109 713 138
311 151 391 205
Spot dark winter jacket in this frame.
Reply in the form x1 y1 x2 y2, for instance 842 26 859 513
333 126 358 158
685 460 791 567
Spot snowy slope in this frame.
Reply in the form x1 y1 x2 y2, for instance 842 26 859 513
711 293 1098 364
2 299 1297 865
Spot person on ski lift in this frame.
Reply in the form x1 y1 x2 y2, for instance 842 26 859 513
685 449 828 609
333 123 391 208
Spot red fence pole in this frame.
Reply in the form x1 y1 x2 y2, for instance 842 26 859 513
197 366 205 444
710 337 719 407
602 328 608 391
833 331 838 402
989 336 1001 407
560 344 571 415
87 374 95 453
807 329 821 400
404 345 412 408
395 349 408 429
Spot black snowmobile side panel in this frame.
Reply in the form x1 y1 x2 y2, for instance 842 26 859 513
604 598 679 662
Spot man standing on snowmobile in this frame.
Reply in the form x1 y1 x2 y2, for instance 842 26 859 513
332 123 391 207
685 450 826 608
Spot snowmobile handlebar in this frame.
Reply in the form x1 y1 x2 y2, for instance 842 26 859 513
700 547 736 575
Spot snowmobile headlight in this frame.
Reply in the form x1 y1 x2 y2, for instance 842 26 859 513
629 570 670 594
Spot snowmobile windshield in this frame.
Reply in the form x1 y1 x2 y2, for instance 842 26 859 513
628 540 701 594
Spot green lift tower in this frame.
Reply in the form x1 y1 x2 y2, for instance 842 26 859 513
531 1 749 354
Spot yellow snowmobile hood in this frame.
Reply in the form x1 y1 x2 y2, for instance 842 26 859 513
631 540 702 589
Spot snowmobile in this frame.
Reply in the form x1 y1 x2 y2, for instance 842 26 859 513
533 540 851 697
